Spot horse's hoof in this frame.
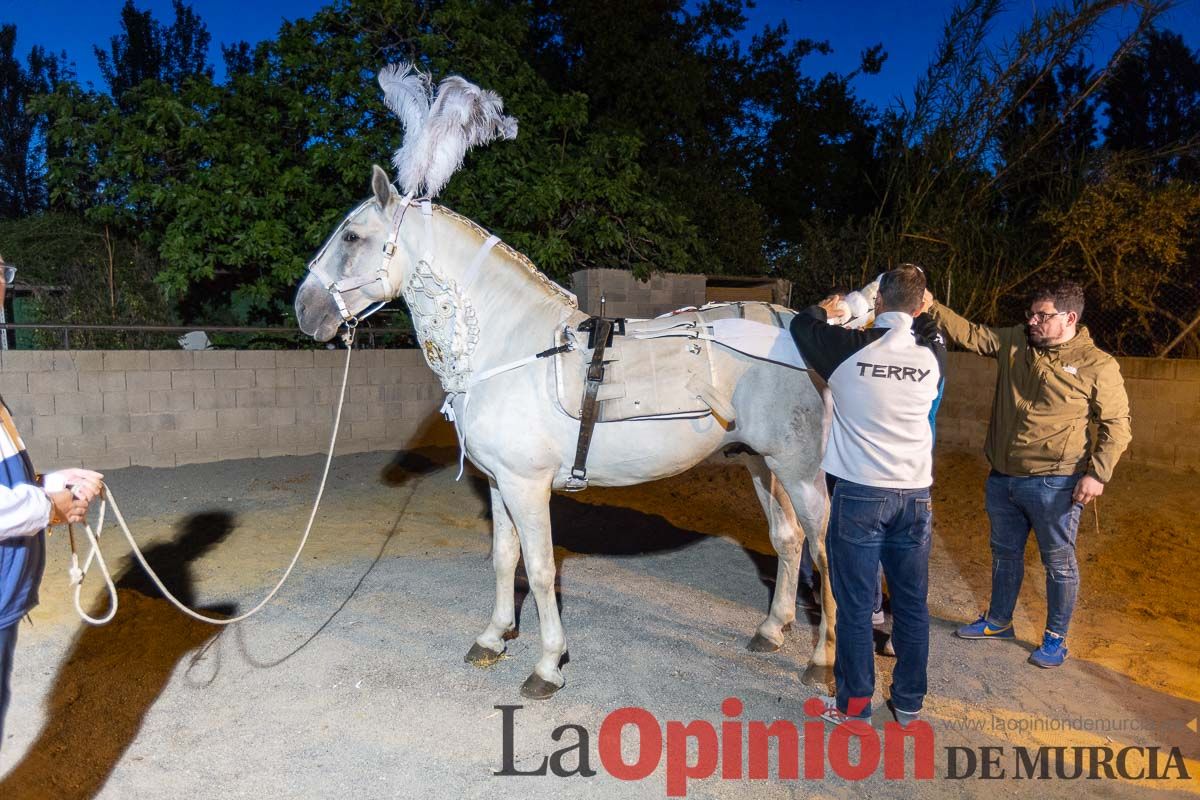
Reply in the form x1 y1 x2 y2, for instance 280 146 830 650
781 622 792 633
464 642 505 667
747 633 782 653
801 663 835 691
502 628 519 641
519 673 562 700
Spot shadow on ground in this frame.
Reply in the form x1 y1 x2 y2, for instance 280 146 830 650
0 512 237 800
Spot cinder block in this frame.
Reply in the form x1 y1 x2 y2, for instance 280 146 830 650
257 407 297 427
126 370 172 391
1 394 45 416
130 452 176 468
255 368 295 388
367 368 401 386
350 420 387 440
402 401 439 421
1173 360 1200 381
57 435 109 458
385 349 424 367
193 350 236 369
236 388 276 408
54 393 105 416
215 369 255 389
149 351 194 371
104 392 150 415
107 431 153 451
235 351 276 369
295 406 335 426
22 437 58 463
102 351 150 371
32 416 82 438
1176 444 1200 469
194 389 238 410
349 385 382 405
149 390 195 412
152 430 197 453
313 386 340 405
217 408 259 429
312 350 345 368
87 453 132 470
81 415 130 435
77 372 127 393
275 351 315 368
275 388 316 407
0 372 28 394
347 367 369 386
29 371 78 394
130 413 179 433
1119 358 1176 381
175 409 218 431
295 367 333 387
64 351 104 371
276 424 318 449
198 426 275 449
171 370 215 390
2 351 55 371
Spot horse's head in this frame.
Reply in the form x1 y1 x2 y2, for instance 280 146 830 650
295 165 408 341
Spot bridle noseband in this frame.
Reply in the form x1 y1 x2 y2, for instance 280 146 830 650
307 191 416 327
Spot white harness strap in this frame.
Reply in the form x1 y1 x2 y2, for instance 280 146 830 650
462 235 500 289
311 192 414 325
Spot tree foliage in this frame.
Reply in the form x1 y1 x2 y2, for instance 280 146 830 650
1 0 1198 355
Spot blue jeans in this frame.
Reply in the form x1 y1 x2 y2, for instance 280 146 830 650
801 474 883 613
984 471 1083 637
827 480 932 716
0 621 16 751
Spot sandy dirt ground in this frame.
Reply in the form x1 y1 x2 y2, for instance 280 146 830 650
0 445 1196 799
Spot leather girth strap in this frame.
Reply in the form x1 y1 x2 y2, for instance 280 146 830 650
564 317 614 491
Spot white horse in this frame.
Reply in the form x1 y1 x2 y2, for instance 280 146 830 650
294 65 870 699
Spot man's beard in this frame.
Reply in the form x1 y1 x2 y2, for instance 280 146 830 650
1026 326 1053 347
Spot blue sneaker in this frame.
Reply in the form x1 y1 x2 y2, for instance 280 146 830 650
1028 630 1068 668
955 615 1014 640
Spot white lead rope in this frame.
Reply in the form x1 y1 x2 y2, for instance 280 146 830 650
67 333 357 626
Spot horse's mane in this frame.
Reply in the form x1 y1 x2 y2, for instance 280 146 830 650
379 63 517 198
433 205 578 309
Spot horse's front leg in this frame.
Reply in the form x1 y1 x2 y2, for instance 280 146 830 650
465 479 520 666
496 474 566 700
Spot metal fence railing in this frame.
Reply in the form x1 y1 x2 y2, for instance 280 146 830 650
0 323 417 351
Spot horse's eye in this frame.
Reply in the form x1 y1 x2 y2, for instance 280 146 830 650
342 230 360 243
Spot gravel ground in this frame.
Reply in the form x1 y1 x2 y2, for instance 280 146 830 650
0 447 1196 799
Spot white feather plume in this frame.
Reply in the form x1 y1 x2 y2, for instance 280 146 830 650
379 65 518 197
378 63 433 187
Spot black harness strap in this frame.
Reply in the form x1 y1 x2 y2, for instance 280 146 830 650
565 317 614 491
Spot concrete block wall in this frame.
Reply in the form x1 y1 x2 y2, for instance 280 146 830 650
571 269 707 318
938 352 1200 471
0 349 453 471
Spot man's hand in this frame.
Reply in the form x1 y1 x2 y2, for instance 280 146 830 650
48 489 89 525
819 294 852 325
916 289 934 317
44 468 104 502
1073 475 1105 505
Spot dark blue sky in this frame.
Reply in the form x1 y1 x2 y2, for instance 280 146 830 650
3 0 1199 112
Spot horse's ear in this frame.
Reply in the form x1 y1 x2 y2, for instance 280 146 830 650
371 164 396 209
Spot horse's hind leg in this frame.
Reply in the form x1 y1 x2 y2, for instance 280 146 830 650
744 456 803 653
496 474 567 700
769 459 836 691
465 480 520 666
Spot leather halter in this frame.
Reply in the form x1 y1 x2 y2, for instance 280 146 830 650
306 192 415 326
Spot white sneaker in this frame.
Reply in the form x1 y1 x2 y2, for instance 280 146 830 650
816 695 873 726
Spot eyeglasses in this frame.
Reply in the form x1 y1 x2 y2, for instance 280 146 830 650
1 266 15 284
1027 310 1067 324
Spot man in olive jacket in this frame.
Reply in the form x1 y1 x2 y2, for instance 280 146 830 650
923 280 1131 668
